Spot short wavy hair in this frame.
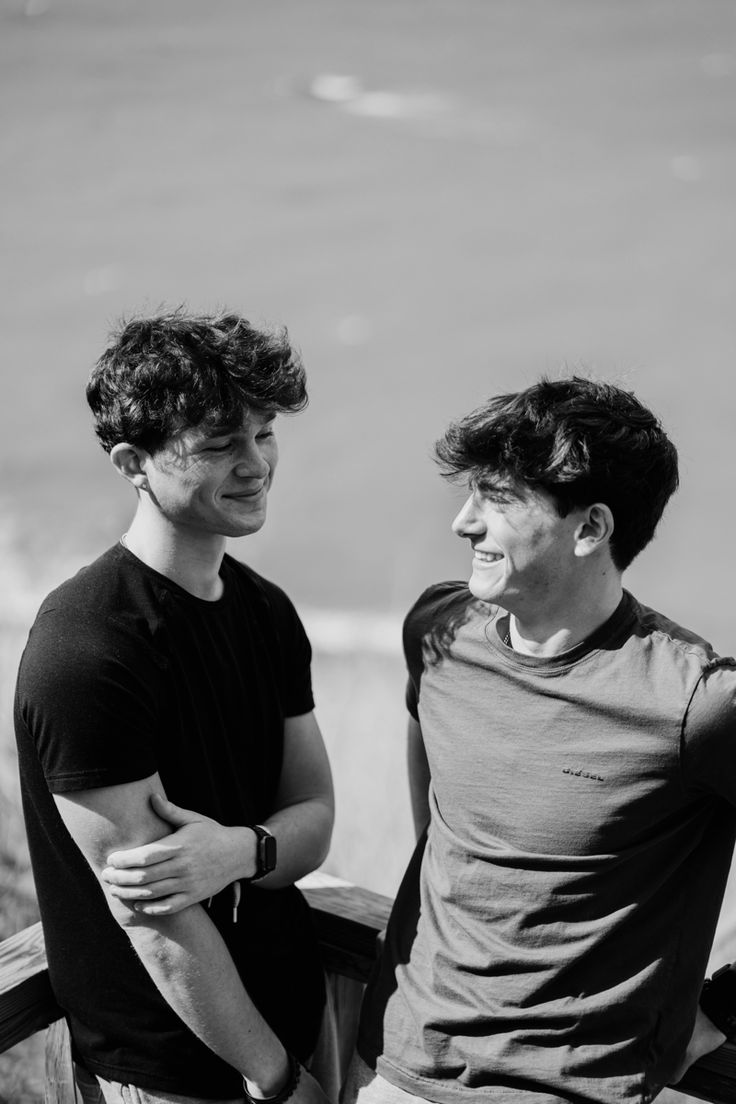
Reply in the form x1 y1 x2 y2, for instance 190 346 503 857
87 307 308 453
435 375 679 570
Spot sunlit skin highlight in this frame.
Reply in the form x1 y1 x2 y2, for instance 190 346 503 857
110 409 278 600
144 410 278 540
452 484 622 656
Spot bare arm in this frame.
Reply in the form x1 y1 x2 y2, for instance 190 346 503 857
55 772 321 1099
102 711 334 909
258 711 335 888
671 1005 727 1083
407 715 431 840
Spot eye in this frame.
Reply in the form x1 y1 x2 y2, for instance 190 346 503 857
204 441 232 453
257 428 275 441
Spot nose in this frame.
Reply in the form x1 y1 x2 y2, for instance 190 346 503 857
233 441 271 481
452 494 484 538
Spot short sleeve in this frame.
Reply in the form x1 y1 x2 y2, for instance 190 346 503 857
405 676 419 721
261 581 315 718
682 658 736 806
16 608 161 793
402 582 469 723
403 591 431 722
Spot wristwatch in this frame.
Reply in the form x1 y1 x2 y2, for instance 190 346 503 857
700 963 736 1040
245 823 277 882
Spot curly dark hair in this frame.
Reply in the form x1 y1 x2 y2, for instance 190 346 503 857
435 375 679 570
86 307 308 453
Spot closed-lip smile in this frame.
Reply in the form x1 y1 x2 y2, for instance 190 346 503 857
224 486 264 500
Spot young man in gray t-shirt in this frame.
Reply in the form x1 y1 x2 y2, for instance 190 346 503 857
347 376 736 1104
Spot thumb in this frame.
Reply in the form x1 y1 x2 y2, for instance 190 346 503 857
150 792 205 826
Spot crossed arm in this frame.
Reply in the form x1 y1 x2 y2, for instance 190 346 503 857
56 711 334 1099
100 712 334 915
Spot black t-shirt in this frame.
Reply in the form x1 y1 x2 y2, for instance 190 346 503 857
14 543 325 1098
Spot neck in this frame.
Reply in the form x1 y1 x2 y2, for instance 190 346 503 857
507 572 623 658
122 511 226 602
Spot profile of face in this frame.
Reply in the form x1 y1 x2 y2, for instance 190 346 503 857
138 409 279 540
452 484 588 615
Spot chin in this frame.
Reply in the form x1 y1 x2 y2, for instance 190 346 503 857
468 579 495 603
221 516 267 538
226 504 268 533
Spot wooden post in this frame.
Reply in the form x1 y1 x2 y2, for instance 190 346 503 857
44 1018 79 1104
0 921 61 1053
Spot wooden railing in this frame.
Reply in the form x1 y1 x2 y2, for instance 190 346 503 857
1 875 734 1103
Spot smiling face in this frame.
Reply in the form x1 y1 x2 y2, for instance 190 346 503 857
452 483 587 618
140 408 278 540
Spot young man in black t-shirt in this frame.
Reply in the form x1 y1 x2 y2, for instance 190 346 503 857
14 309 335 1104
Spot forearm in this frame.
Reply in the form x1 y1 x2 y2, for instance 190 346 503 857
259 796 333 889
103 714 334 907
181 796 332 894
122 903 288 1092
102 795 333 910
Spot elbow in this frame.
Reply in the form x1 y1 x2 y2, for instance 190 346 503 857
292 799 334 877
317 799 335 865
302 800 333 870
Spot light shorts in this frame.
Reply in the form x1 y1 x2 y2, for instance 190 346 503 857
74 1062 244 1104
340 1053 425 1104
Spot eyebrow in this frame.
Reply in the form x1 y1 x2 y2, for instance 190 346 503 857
472 476 519 501
200 425 235 439
201 413 276 438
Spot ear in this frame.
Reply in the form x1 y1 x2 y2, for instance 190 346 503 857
573 503 615 559
109 443 150 492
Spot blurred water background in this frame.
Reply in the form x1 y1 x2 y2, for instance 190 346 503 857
1 1 735 1099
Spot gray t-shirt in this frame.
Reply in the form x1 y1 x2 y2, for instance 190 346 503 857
358 584 736 1104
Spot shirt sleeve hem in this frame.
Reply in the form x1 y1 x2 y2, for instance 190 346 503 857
47 765 158 793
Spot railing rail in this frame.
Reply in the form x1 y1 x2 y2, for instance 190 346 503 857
0 876 733 1103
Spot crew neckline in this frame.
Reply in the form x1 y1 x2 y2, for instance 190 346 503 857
115 540 229 606
485 590 636 671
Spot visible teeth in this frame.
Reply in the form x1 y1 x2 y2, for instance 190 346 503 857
475 551 503 562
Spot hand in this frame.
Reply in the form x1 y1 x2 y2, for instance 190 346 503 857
671 1005 727 1084
290 1067 332 1104
101 794 257 915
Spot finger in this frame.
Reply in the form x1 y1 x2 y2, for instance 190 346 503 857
102 864 179 887
106 878 182 901
133 892 193 916
106 841 176 869
150 792 205 827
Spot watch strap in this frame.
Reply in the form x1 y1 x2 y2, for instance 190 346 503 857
243 1053 300 1104
245 823 277 882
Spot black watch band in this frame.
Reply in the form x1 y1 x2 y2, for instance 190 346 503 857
700 964 736 1040
245 823 277 882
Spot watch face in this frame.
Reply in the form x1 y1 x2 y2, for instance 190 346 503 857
262 832 277 872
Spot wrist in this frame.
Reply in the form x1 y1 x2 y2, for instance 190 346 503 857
243 823 277 883
243 1050 300 1103
233 825 259 881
